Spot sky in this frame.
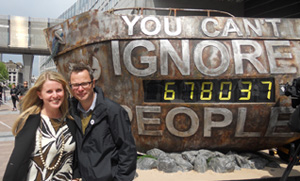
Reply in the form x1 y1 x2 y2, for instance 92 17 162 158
0 0 77 76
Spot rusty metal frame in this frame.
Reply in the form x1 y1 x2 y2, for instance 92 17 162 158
44 10 300 152
106 7 235 17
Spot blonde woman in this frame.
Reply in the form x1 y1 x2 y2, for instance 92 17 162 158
4 71 76 181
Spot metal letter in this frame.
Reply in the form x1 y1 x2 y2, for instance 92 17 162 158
232 40 268 74
164 17 181 36
265 107 295 137
222 19 243 37
141 16 161 36
160 39 190 75
166 107 199 137
204 107 232 137
111 40 121 75
122 15 140 36
243 19 262 36
264 40 295 74
235 107 261 137
265 19 281 37
201 18 220 37
194 40 230 76
136 106 162 136
123 40 157 76
92 56 101 80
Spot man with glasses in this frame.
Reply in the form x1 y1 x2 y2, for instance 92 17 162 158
69 63 137 181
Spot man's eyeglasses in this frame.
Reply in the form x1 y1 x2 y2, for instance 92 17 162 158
70 81 93 89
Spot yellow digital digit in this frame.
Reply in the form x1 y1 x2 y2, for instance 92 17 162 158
219 82 232 100
261 81 272 100
200 82 213 100
239 81 252 100
164 82 175 100
184 82 195 100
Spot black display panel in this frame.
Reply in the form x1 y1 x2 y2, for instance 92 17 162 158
144 78 275 103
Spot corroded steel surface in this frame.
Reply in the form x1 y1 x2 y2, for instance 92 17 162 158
44 9 300 152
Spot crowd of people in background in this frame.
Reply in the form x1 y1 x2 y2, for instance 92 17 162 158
0 81 29 111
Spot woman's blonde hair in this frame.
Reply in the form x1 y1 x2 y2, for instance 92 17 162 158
12 71 72 136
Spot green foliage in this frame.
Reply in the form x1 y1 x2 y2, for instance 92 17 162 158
206 157 212 164
137 154 157 160
0 62 8 82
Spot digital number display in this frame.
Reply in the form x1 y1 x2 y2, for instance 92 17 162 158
144 78 275 103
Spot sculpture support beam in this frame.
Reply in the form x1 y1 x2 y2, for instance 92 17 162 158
22 54 33 86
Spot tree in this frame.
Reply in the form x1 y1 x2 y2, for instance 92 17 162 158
0 61 9 82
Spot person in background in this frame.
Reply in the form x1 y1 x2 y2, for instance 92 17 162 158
18 81 29 100
69 63 137 181
10 83 18 111
0 83 3 104
3 71 77 181
17 81 29 112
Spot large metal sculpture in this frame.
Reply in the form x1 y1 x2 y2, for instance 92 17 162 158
44 8 300 152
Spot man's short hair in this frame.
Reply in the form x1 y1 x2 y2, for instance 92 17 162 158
69 62 94 81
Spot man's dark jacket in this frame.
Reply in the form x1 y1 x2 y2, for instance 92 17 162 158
3 114 76 181
70 87 137 181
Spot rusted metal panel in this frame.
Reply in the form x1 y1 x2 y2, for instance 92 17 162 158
44 10 300 55
44 9 300 152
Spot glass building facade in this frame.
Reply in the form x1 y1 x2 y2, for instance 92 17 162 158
57 0 130 20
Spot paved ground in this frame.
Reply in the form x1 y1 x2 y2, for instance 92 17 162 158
1 99 300 180
0 99 19 180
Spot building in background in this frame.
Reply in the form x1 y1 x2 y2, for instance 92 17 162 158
55 0 300 21
4 60 23 86
56 0 246 19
